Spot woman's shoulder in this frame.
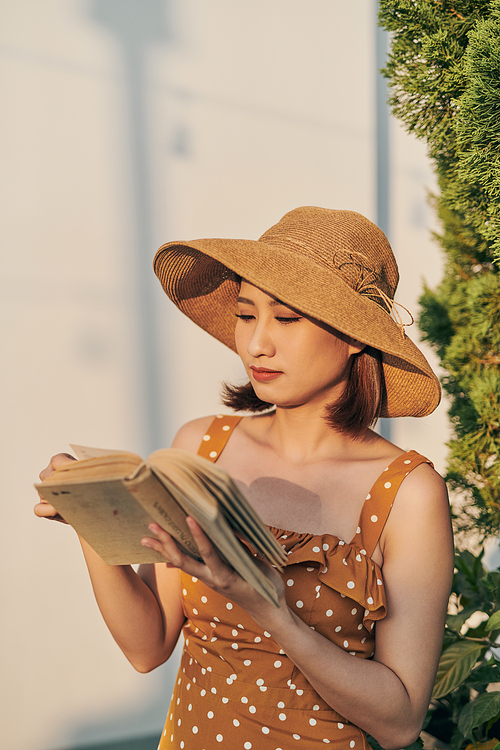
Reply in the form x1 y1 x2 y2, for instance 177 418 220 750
171 413 252 453
170 415 219 453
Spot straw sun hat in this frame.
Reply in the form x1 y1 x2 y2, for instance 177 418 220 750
154 206 440 418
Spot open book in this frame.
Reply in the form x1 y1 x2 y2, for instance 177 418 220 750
35 446 287 606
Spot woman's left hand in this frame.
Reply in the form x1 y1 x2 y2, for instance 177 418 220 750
141 517 288 628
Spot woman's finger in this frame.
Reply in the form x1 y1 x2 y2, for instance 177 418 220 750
39 453 75 481
33 501 68 523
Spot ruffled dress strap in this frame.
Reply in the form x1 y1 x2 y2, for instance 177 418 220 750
353 450 434 559
197 414 242 462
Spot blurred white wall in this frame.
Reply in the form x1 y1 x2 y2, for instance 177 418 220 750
0 1 450 749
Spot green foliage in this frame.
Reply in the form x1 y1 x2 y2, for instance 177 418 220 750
379 0 500 534
424 550 500 750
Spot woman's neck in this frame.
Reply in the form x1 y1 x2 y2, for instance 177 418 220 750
256 404 376 464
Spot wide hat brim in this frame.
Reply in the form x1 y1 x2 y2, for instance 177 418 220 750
154 227 441 419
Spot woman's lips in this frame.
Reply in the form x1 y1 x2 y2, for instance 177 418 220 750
250 367 283 382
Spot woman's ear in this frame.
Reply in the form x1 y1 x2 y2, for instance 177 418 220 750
346 337 366 356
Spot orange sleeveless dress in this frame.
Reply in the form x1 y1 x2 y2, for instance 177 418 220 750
157 415 432 749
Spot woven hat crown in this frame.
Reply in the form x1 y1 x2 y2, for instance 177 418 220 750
258 207 399 304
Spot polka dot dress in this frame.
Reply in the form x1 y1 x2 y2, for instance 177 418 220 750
157 416 432 749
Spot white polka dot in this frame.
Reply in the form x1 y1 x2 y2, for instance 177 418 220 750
404 459 411 464
262 727 270 734
367 596 374 605
347 581 355 589
335 625 342 632
278 701 285 708
210 622 217 628
274 660 282 668
222 424 231 431
296 600 304 608
326 609 333 617
356 554 362 562
244 659 252 666
364 609 369 616
384 481 392 489
192 726 198 734
342 559 348 566
350 742 356 747
202 434 210 441
214 616 220 621
249 705 257 714
201 689 206 696
226 602 233 610
241 696 248 703
296 689 303 695
339 540 345 546
180 742 184 749
201 595 208 603
360 549 366 555
356 526 361 534
256 678 264 685
254 636 261 642
313 704 320 710
222 697 229 703
244 744 252 750
226 677 233 685
211 687 217 694
323 543 329 550
371 515 378 522
377 578 383 585
351 608 358 615
216 735 223 743
192 608 198 615
366 493 371 500
209 451 218 458
287 579 294 586
231 643 238 649
232 629 239 636
343 640 349 648
264 631 271 637
338 723 344 729
207 711 214 718
323 740 331 745
191 576 198 582
312 546 320 552
233 719 240 727
358 623 363 630
310 718 317 726
293 734 301 740
307 567 314 572
182 588 187 596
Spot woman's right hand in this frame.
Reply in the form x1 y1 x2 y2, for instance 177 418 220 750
34 453 76 523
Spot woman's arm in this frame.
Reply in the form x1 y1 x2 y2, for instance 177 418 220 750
143 462 453 750
35 453 186 674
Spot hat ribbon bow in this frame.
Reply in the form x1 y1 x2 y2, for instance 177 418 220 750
334 251 414 338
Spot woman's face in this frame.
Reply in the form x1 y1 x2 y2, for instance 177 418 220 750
235 281 364 410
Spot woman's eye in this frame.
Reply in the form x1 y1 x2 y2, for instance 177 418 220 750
276 317 302 324
235 314 255 322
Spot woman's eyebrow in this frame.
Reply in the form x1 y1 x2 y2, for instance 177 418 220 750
236 296 287 307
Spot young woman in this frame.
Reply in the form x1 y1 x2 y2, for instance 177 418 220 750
36 207 454 750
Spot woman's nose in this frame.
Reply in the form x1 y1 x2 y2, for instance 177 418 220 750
246 320 275 358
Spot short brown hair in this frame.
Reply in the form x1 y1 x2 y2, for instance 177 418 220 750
221 346 384 439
